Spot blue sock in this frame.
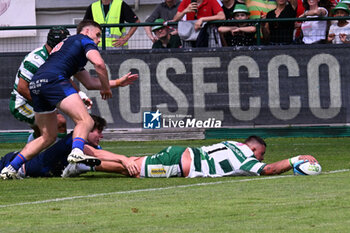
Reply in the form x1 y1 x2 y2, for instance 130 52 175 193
10 153 27 171
72 137 85 151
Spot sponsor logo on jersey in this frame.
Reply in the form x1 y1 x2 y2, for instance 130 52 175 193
151 168 166 175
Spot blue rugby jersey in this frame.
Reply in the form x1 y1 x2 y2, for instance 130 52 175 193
0 151 19 170
33 34 98 80
0 132 102 177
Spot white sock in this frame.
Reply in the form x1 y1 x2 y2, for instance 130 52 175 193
6 165 16 172
76 163 92 173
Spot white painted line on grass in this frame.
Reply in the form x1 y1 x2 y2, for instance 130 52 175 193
0 169 348 208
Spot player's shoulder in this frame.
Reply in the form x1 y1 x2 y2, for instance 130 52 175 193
20 45 48 73
25 45 48 62
224 140 242 147
70 34 96 47
223 141 254 155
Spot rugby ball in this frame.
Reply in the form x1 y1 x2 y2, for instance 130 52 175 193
293 160 322 176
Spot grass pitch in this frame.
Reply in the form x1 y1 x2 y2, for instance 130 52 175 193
0 137 350 232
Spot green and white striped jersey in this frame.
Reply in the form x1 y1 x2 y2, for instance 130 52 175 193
187 141 266 178
10 45 49 108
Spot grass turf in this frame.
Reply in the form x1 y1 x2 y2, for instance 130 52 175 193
0 137 350 232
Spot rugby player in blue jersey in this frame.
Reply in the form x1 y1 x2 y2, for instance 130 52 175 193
0 115 138 178
0 20 130 179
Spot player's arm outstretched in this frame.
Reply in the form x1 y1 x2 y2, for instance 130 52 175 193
110 72 139 87
261 155 318 175
74 70 138 90
83 144 140 176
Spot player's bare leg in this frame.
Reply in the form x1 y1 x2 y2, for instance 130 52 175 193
181 148 192 177
0 112 58 179
21 111 58 159
58 93 100 166
58 93 93 141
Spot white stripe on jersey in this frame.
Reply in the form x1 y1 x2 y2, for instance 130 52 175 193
187 141 266 178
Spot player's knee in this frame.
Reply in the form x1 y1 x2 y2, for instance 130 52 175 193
75 114 94 131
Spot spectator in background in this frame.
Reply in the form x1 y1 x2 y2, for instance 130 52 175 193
144 0 181 43
328 3 350 43
292 0 305 44
173 0 225 47
299 0 329 44
296 0 306 16
245 0 277 44
218 4 257 46
246 0 277 19
151 18 182 48
219 0 245 45
222 0 246 19
262 0 298 45
84 0 140 49
341 0 350 9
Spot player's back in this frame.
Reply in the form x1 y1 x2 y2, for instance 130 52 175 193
198 141 265 177
11 45 48 104
34 34 97 80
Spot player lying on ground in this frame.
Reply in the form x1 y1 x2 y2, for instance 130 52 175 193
0 115 137 178
63 135 319 178
0 128 318 179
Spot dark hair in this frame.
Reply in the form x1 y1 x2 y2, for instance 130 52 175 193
77 20 102 34
90 114 107 132
244 135 267 147
47 26 70 48
303 0 333 12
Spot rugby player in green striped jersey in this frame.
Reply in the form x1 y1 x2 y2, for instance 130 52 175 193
63 135 318 178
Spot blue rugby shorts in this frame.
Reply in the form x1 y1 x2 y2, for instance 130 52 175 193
29 73 77 113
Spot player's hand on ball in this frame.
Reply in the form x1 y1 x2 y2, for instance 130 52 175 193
290 155 321 176
298 155 318 164
293 160 322 175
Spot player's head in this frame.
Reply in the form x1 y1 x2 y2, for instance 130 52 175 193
77 20 102 45
87 114 107 147
90 114 107 132
244 135 266 161
77 20 102 34
47 26 70 48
